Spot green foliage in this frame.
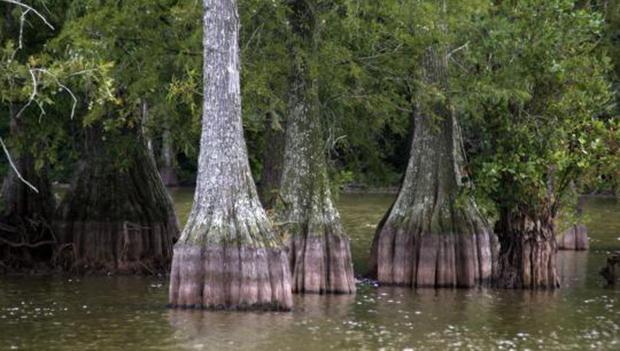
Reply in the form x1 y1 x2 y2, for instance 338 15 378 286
0 0 115 180
0 0 615 217
455 0 614 217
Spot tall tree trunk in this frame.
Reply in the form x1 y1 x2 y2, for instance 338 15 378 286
258 113 286 210
168 0 292 310
0 105 56 270
495 205 560 288
272 0 355 295
55 126 178 274
368 47 498 288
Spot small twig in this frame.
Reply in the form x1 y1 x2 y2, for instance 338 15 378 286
0 222 18 233
32 68 78 120
138 261 155 275
447 41 469 59
0 137 39 193
2 0 55 30
9 8 30 60
15 68 37 119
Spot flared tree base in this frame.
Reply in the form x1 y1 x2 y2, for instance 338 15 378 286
55 220 174 274
288 231 356 294
496 230 559 289
370 224 497 288
169 243 293 310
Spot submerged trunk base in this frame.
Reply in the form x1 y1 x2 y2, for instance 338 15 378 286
495 214 560 289
169 243 293 311
56 221 174 274
372 223 496 288
289 231 355 294
558 224 589 250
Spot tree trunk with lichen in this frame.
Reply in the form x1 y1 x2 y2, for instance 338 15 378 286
368 47 498 288
494 206 560 289
0 106 56 271
258 113 286 210
55 126 179 274
168 0 292 310
272 0 355 295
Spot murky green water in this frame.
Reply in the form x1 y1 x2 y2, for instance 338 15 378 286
1 192 618 350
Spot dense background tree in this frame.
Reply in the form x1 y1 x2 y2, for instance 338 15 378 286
1 0 616 281
0 0 114 270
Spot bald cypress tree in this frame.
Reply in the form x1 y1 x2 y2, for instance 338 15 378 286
168 0 293 310
272 0 355 294
369 45 498 288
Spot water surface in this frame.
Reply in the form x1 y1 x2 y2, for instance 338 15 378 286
1 192 618 350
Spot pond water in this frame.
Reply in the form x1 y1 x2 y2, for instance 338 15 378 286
1 192 618 350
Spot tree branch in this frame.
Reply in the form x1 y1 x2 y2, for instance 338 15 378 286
0 137 39 193
2 0 54 30
0 237 54 248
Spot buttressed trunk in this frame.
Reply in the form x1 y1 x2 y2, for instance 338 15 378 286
273 0 355 294
0 107 56 269
495 206 560 289
368 46 498 288
56 126 178 274
168 0 292 310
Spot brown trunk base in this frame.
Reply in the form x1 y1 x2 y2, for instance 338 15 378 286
168 243 293 310
55 220 174 274
288 232 356 294
371 225 496 288
557 224 589 250
496 229 559 289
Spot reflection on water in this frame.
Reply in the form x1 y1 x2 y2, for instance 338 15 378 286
0 194 618 350
559 251 589 288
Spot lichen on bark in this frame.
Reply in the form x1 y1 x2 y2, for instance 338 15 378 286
272 0 355 295
368 46 498 288
168 0 292 310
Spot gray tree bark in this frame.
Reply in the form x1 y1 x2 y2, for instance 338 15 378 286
168 0 293 310
368 47 498 288
272 0 355 294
